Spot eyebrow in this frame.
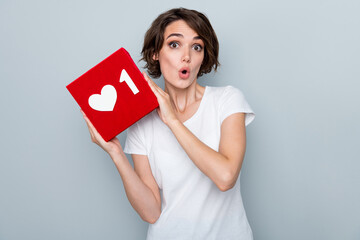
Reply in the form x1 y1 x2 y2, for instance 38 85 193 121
166 33 202 40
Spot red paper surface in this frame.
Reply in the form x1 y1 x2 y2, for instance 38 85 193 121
66 48 159 141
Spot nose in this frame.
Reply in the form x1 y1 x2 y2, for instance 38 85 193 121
182 55 190 63
182 47 191 63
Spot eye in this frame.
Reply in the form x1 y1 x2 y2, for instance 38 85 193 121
193 44 203 52
169 41 179 49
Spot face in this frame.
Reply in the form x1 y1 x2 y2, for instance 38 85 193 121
155 20 205 89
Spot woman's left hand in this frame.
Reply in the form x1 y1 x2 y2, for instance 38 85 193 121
143 72 179 126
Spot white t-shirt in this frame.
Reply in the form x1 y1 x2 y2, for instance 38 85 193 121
124 85 255 240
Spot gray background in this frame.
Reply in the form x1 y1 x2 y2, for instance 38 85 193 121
0 0 359 239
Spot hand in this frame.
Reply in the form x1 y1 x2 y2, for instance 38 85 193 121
80 109 122 156
143 72 179 126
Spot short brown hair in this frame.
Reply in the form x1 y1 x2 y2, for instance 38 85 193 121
141 8 220 78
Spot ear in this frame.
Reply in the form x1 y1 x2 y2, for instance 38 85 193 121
152 53 159 61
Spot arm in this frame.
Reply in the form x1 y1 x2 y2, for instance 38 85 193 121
143 73 247 191
81 110 161 223
112 153 161 223
168 113 246 191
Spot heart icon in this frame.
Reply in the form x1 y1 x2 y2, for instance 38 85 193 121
88 85 117 111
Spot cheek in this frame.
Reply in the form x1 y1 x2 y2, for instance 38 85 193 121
194 55 204 69
158 58 173 79
159 53 178 71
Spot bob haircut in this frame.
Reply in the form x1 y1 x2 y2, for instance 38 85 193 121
141 8 220 78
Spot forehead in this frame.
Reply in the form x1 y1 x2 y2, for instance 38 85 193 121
164 20 199 38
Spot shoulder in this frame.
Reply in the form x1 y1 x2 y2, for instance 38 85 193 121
124 110 159 154
127 110 158 133
205 85 255 126
137 109 158 126
206 85 242 93
206 85 245 100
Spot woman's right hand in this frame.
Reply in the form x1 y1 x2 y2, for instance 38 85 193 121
80 109 122 156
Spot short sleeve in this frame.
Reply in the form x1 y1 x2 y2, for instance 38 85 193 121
219 86 255 126
123 122 147 155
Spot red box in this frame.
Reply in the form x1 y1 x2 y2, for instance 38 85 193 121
66 48 159 141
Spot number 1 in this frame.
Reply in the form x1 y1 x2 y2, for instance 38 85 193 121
119 69 139 95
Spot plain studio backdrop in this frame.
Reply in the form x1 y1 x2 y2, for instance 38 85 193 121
0 0 359 239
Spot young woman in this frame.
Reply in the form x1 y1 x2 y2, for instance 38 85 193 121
82 7 255 240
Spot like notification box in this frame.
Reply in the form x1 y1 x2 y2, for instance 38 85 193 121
67 48 159 141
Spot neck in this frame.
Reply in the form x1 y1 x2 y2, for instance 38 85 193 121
164 80 203 114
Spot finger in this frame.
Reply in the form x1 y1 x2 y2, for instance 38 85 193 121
81 110 96 131
143 72 164 93
82 116 96 141
147 79 167 97
81 110 93 130
80 110 100 141
142 71 150 81
143 72 162 99
143 72 156 88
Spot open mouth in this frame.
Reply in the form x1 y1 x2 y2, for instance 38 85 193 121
179 68 190 79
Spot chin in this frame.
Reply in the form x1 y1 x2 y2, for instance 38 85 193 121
172 78 196 90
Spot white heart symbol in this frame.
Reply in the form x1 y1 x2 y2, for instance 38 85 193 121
88 85 117 111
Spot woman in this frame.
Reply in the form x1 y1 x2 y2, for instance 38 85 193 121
82 7 255 240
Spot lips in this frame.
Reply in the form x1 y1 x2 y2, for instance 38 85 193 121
178 67 190 79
